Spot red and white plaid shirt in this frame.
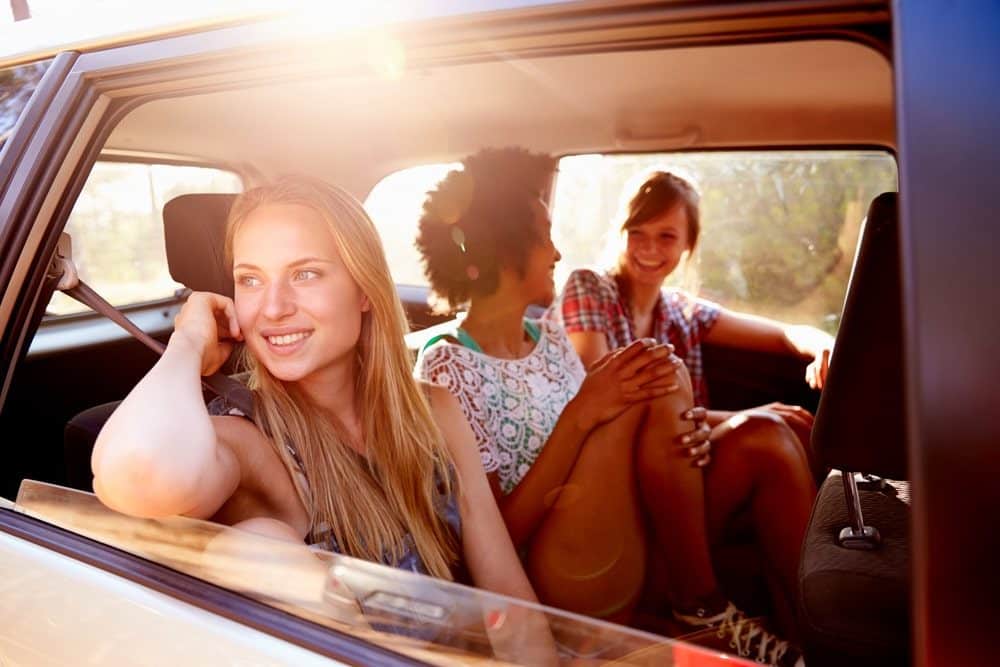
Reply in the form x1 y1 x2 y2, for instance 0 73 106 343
549 268 721 407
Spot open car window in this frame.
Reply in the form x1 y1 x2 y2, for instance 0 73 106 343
14 480 736 666
552 151 898 334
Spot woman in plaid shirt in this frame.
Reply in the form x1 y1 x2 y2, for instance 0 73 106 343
552 170 830 638
414 149 811 664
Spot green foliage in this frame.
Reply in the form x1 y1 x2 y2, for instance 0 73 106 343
552 152 898 333
0 60 49 141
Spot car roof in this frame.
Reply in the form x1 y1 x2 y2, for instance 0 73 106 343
0 0 578 69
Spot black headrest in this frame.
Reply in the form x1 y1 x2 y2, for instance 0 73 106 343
164 193 239 298
812 192 907 479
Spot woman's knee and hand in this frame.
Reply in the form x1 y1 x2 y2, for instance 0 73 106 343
564 338 682 433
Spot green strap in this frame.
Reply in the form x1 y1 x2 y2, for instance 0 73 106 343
422 318 539 354
524 319 541 343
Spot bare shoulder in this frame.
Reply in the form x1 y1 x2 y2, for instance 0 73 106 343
420 382 463 424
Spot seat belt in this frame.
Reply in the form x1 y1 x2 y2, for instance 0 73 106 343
49 233 254 417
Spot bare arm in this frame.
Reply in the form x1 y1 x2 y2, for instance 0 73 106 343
425 383 539 603
704 308 834 389
92 292 243 519
427 384 558 665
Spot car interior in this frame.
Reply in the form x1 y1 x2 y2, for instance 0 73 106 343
0 22 909 666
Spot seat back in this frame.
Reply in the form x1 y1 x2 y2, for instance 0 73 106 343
812 192 907 479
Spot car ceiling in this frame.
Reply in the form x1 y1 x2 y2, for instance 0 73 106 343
105 38 893 195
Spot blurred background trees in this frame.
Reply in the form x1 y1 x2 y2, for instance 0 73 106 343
551 152 898 333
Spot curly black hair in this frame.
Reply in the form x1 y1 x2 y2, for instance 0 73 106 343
415 147 557 313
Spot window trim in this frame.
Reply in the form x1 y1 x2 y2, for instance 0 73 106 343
0 505 428 665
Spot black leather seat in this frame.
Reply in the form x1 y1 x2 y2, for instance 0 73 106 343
63 193 239 491
797 192 910 665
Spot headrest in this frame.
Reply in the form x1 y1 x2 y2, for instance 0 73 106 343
812 192 907 479
164 193 239 298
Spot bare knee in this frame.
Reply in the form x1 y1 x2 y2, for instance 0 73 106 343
714 413 804 476
644 363 695 432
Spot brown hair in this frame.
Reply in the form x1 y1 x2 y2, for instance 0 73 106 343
225 175 458 579
620 171 701 250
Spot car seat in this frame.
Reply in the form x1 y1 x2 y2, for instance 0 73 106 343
797 192 911 666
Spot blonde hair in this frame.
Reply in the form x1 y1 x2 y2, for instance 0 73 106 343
225 176 458 579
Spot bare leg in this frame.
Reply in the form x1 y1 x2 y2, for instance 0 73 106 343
526 405 648 621
636 365 725 613
703 414 817 636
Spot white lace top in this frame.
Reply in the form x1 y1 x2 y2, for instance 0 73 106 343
415 319 586 495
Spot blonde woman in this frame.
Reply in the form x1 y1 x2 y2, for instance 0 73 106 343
91 176 538 605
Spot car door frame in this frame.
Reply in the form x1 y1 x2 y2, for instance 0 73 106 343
892 2 1000 666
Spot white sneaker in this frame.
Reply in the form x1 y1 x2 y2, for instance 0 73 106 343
673 602 805 667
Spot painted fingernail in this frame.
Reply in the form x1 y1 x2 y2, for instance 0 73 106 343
681 433 692 444
683 409 694 419
486 609 506 629
666 383 680 392
689 447 699 457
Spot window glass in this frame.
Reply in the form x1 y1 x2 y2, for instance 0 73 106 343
365 162 460 287
0 59 50 147
552 151 898 333
45 162 242 316
13 480 703 666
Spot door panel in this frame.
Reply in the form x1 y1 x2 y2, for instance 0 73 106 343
0 530 340 665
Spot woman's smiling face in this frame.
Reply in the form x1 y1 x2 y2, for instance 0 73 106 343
232 203 369 383
619 202 691 287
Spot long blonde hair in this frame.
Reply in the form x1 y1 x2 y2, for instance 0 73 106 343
225 176 458 579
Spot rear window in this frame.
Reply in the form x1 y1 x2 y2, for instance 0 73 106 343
552 151 897 334
366 150 897 334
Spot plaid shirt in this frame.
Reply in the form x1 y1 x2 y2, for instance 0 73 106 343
550 268 721 407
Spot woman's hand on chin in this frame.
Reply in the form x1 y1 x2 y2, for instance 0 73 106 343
173 291 244 376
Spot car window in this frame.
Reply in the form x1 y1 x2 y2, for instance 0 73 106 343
0 59 50 148
365 162 461 287
14 480 713 666
45 161 242 317
364 152 896 334
552 151 898 334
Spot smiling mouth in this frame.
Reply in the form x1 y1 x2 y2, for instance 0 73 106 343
265 331 312 346
634 258 666 270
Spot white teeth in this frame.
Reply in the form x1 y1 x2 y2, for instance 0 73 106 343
266 332 310 346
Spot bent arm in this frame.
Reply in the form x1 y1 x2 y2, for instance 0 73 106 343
92 333 240 519
426 384 539 602
703 308 832 358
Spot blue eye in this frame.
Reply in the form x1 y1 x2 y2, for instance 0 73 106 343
295 269 320 281
237 275 261 288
